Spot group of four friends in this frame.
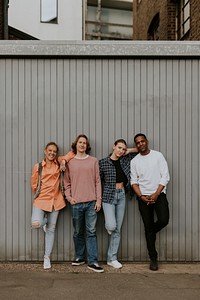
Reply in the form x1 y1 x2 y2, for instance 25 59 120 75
31 133 170 272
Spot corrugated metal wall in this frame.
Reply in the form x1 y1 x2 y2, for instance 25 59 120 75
0 42 200 262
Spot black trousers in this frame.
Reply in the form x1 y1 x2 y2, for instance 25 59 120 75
138 193 169 261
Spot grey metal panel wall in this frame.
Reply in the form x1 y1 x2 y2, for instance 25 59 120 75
0 49 200 261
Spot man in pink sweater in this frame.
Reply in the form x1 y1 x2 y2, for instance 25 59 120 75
64 134 104 273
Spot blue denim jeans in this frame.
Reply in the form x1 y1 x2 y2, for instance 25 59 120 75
71 201 98 265
138 193 169 260
31 206 59 257
103 189 126 262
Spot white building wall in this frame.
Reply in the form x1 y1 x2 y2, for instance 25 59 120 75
8 0 83 40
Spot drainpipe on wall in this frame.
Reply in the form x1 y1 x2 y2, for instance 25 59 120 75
82 0 86 40
3 0 9 39
96 0 101 40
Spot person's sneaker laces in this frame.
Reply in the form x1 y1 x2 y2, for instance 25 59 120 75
43 256 51 269
107 260 122 269
72 258 85 266
87 263 104 273
149 260 158 271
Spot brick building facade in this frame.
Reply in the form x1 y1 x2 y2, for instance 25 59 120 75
133 0 200 40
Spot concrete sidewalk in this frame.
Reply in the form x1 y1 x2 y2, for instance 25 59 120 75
0 262 200 300
1 261 200 274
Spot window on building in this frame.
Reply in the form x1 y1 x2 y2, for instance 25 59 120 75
41 0 58 23
148 13 160 40
176 0 190 40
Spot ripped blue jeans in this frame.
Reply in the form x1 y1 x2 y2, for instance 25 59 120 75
31 206 59 257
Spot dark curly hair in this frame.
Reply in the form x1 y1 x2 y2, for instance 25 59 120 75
134 133 147 143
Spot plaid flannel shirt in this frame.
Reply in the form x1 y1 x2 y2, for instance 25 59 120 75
99 153 137 204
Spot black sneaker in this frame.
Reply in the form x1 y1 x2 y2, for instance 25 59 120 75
149 260 158 271
72 259 85 266
87 264 104 273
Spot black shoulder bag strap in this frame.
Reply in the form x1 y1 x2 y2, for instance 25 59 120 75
34 162 42 199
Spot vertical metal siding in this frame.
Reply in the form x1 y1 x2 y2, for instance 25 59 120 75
0 56 200 262
0 59 6 260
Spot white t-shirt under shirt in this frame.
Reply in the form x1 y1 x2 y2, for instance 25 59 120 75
130 150 170 195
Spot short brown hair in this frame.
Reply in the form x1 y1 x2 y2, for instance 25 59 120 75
114 139 127 146
45 142 59 152
71 134 91 154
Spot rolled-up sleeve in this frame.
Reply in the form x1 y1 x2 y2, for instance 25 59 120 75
130 159 138 186
159 154 170 187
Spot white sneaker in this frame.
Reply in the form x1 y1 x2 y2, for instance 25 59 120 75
107 260 122 269
43 256 51 269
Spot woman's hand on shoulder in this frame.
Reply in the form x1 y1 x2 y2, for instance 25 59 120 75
60 160 66 171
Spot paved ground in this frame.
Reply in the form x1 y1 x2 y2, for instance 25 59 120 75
0 262 200 300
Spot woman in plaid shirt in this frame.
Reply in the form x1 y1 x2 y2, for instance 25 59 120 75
99 139 137 269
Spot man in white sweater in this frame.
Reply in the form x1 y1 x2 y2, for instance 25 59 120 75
131 133 170 271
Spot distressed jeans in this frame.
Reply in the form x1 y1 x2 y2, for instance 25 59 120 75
103 189 126 262
31 206 59 257
71 201 98 265
138 193 169 261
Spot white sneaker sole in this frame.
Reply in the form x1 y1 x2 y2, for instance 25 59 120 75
44 265 51 270
72 261 85 266
87 266 104 273
107 261 122 269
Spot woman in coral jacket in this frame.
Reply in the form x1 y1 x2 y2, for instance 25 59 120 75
31 142 73 270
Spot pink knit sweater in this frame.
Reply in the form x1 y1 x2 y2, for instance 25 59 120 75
64 155 102 204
